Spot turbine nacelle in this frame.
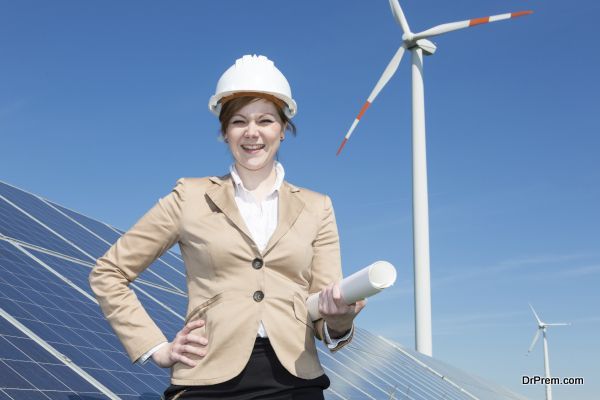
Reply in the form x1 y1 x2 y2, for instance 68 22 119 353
402 32 436 54
411 39 437 56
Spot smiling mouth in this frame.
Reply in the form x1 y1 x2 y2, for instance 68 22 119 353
241 144 265 151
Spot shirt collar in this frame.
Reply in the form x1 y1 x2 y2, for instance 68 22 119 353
229 161 285 195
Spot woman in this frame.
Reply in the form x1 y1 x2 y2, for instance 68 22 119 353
90 55 365 400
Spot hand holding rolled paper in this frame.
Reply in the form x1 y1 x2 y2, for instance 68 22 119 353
307 261 397 321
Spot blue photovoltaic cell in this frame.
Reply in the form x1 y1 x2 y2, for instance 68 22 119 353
0 182 111 261
48 201 122 244
130 260 186 294
349 334 447 400
0 312 104 399
320 347 398 399
398 339 530 400
351 329 470 399
133 282 188 317
0 197 88 261
157 250 185 269
0 239 170 398
315 328 480 400
143 258 187 293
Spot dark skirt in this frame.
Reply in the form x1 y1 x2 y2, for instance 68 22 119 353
163 337 330 400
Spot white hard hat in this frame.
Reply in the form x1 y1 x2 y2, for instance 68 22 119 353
208 55 297 119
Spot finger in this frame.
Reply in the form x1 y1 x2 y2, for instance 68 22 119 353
186 334 208 347
318 290 324 315
182 319 205 335
182 344 208 358
354 299 367 313
319 287 331 316
173 353 198 367
323 286 335 315
332 284 343 303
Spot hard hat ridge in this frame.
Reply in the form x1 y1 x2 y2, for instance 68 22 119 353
209 54 297 119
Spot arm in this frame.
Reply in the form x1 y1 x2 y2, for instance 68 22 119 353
89 178 185 363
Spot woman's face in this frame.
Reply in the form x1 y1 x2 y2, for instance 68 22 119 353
224 99 285 174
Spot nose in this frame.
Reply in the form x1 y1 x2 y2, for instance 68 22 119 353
244 120 260 138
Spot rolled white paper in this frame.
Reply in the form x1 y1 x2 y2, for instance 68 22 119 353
306 260 397 321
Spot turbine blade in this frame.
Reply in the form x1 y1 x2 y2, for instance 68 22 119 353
527 330 540 354
529 303 543 325
546 323 571 326
411 10 532 40
389 0 411 35
337 45 406 156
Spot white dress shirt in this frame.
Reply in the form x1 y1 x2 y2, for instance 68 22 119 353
138 162 351 364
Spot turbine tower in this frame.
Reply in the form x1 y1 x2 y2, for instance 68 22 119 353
336 1 532 356
527 304 571 400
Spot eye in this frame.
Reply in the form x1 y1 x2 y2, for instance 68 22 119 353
231 120 245 125
259 119 275 124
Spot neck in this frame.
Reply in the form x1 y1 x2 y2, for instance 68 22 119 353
234 161 277 191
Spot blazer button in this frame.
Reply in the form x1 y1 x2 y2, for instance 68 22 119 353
252 258 263 269
253 291 264 302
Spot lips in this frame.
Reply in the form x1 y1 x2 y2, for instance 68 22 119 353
241 144 265 151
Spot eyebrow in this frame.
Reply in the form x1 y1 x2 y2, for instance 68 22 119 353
231 113 277 119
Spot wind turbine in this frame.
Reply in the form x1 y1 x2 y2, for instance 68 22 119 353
336 1 532 356
527 304 571 400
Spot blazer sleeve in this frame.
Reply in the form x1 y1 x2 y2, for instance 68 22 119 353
308 194 354 352
89 178 185 362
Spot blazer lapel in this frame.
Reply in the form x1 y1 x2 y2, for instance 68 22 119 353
263 181 304 256
205 175 255 243
205 176 305 256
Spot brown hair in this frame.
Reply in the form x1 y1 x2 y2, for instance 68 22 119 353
218 95 297 137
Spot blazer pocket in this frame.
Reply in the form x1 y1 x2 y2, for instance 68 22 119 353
292 293 314 331
184 292 224 325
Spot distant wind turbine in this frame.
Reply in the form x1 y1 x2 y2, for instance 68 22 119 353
527 304 571 400
336 1 532 356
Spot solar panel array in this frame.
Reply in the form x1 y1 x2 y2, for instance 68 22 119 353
0 180 529 400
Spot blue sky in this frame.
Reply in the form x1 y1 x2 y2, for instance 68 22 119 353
1 1 599 399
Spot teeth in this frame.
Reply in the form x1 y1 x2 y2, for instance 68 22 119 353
242 144 265 150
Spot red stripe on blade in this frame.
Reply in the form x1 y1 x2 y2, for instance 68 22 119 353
469 17 490 26
336 138 348 156
511 10 533 18
356 101 371 120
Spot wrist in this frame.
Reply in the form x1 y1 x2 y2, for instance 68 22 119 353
151 342 172 367
325 322 352 338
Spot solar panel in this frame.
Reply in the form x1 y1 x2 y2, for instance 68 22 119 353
47 202 123 244
0 183 111 261
0 180 529 400
1 182 186 294
0 313 106 398
0 239 170 399
0 196 89 262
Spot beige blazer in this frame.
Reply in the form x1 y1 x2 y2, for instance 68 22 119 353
89 175 353 385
